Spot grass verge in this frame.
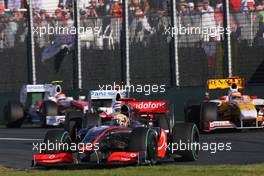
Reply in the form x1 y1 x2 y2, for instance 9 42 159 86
1 164 264 176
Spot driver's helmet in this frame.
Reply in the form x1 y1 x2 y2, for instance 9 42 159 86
230 91 242 100
112 102 121 113
111 113 130 127
55 93 66 101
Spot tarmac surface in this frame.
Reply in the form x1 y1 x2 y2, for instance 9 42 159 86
0 127 264 169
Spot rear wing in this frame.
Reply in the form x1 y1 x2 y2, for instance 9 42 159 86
207 77 245 90
20 84 52 105
21 84 52 93
124 100 169 114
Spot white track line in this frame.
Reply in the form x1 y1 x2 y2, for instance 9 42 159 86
0 138 42 141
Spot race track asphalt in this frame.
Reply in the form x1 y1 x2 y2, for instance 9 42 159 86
0 127 264 169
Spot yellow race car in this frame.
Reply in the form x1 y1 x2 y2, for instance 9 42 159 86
184 77 264 132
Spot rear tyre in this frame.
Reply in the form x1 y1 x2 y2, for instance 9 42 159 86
83 112 101 128
41 101 58 127
184 99 201 128
172 123 199 161
156 114 169 131
5 102 24 128
200 102 218 131
127 127 158 164
64 111 83 142
43 130 72 154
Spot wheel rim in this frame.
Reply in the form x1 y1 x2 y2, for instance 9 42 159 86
147 131 158 164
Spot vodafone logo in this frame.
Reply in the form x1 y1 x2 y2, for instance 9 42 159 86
120 153 137 161
134 102 165 109
130 153 137 157
48 155 56 159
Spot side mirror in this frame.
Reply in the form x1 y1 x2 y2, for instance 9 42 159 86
119 98 136 102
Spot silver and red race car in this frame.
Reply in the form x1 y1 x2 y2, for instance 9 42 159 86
33 99 199 166
3 81 127 128
4 81 89 128
185 77 264 132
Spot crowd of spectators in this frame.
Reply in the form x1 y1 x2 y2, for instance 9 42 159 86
1 0 264 15
0 0 264 50
1 0 164 17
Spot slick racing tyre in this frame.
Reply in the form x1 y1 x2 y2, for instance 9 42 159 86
156 114 169 131
43 130 72 154
83 112 101 129
5 102 24 128
184 99 201 129
64 110 83 142
172 123 199 161
41 100 58 127
200 102 218 131
127 127 158 165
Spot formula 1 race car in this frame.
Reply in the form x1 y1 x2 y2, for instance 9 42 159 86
3 81 88 128
33 99 199 166
184 77 264 132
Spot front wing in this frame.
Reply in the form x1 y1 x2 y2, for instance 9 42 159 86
33 152 140 166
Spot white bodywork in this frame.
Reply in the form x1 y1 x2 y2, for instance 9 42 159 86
20 84 52 105
46 116 65 126
19 84 71 126
88 90 127 115
207 96 264 131
204 78 264 131
209 96 264 120
252 98 264 106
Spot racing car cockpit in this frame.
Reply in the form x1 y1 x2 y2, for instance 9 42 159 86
110 113 130 127
99 103 145 128
229 92 242 101
227 83 243 101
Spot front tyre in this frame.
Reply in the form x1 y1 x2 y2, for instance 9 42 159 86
5 102 24 128
184 99 201 128
127 127 158 165
64 110 83 142
43 130 72 154
200 102 218 131
172 123 199 161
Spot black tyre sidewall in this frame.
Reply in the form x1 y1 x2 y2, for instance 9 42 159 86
200 102 218 131
5 102 24 128
64 111 83 141
172 123 199 161
128 127 158 164
42 101 58 116
43 130 72 154
41 101 58 126
83 113 101 128
156 114 169 131
184 99 201 128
